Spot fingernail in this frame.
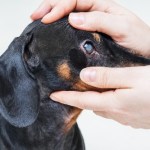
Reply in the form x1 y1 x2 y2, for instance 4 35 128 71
80 68 96 82
50 94 59 101
69 13 85 25
41 17 49 24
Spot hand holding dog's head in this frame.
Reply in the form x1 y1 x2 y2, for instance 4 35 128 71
0 18 149 128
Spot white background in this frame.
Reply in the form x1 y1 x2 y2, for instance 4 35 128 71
0 0 150 150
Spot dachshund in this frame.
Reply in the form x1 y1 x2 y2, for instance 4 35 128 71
0 17 150 150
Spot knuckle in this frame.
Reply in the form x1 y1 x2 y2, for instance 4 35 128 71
97 68 111 88
92 12 101 28
77 100 88 109
75 94 88 109
86 12 100 31
115 17 132 39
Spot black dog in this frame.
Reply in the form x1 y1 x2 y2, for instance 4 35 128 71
0 17 150 150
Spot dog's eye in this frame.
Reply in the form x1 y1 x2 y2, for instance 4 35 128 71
83 41 95 54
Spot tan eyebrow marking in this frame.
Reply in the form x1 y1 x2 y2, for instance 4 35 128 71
92 33 101 42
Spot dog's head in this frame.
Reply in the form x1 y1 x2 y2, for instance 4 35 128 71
0 17 150 129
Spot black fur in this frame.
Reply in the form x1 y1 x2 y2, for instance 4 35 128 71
0 17 150 150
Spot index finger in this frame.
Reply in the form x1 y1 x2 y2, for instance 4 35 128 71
75 0 122 12
50 90 120 111
42 0 77 23
41 0 125 24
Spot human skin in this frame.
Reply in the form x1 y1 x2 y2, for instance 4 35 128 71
31 0 150 128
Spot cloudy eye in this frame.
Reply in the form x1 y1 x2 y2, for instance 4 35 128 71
83 41 95 54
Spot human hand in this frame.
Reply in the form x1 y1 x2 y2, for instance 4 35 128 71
32 0 150 128
31 0 150 57
50 66 150 129
31 0 77 24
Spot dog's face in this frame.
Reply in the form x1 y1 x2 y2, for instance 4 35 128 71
0 18 150 130
23 18 150 91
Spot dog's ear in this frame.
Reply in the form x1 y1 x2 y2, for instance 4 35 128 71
0 34 40 127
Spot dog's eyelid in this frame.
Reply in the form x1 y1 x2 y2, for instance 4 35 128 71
81 40 96 55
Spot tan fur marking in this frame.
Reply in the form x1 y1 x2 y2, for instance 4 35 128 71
92 33 100 42
57 63 71 80
73 80 101 91
64 108 82 132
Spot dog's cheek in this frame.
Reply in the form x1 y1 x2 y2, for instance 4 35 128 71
57 62 71 81
56 61 108 92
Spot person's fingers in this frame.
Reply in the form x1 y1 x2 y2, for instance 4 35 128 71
50 90 120 111
75 0 124 12
69 11 127 37
42 0 77 23
79 67 145 89
69 0 129 33
32 0 126 24
41 6 69 23
31 0 52 20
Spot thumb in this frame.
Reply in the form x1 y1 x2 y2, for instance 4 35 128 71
68 11 125 37
80 67 140 89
